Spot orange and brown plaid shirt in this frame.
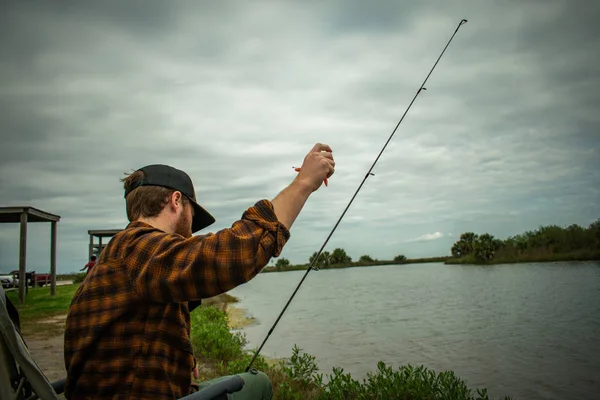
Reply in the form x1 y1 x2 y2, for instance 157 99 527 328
64 200 290 399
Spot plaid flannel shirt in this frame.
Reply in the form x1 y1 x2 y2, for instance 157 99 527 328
64 199 290 399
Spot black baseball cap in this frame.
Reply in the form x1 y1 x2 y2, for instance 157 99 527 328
124 164 216 233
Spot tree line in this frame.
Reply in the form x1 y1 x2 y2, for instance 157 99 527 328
448 219 600 264
265 219 600 272
267 248 441 273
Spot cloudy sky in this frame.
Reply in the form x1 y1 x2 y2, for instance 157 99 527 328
1 0 598 274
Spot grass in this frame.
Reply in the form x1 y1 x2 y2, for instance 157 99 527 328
6 283 80 337
4 283 238 338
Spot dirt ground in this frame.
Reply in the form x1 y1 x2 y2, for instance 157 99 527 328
26 334 67 383
23 304 254 384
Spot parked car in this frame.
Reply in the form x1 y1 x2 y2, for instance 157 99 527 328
31 273 52 287
0 275 19 289
7 270 51 288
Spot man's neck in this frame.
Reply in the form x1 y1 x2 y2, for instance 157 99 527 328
136 217 174 234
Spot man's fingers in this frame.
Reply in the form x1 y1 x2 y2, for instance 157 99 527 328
322 157 335 176
298 143 335 189
320 155 335 180
327 163 335 178
320 151 334 161
311 143 332 153
324 156 335 169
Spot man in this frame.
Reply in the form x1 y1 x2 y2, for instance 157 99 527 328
80 255 96 273
63 143 335 399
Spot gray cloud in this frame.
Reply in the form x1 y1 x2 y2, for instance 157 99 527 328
0 0 599 273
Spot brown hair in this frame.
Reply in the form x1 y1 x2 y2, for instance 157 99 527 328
120 170 190 221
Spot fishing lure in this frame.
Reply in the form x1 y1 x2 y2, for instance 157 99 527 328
293 166 328 187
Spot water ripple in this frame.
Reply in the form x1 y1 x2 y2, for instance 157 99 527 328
230 261 600 400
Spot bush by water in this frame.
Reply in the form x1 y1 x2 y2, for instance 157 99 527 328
190 304 513 400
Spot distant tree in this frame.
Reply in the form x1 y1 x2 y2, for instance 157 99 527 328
473 233 498 261
451 232 478 258
449 218 600 263
309 251 331 268
394 255 407 263
330 248 352 265
590 219 600 249
275 258 290 270
359 255 374 263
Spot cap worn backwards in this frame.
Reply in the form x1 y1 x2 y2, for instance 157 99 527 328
124 164 215 233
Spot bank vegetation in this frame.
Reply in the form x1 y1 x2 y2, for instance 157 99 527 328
192 297 513 399
447 219 600 264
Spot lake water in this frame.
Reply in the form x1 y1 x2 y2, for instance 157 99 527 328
228 261 600 400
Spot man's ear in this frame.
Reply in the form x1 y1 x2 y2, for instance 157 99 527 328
168 191 183 212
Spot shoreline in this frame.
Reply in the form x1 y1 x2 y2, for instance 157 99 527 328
10 284 517 397
225 304 256 330
220 295 286 367
207 290 516 399
261 257 449 273
259 254 600 273
444 252 600 265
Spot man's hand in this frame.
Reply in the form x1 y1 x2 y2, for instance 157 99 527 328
271 143 336 230
294 143 335 192
193 361 199 380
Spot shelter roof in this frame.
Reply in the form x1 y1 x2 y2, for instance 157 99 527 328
88 229 123 238
0 206 61 223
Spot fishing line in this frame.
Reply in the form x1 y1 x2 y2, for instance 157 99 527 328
246 18 468 372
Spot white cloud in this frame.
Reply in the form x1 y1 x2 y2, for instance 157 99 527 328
407 232 445 242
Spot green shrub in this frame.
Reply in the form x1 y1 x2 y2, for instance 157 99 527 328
226 351 270 376
319 362 513 400
72 273 86 284
190 306 514 400
190 306 247 362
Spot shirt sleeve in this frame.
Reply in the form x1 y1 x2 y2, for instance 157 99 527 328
125 199 291 302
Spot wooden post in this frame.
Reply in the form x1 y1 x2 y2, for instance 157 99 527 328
99 236 103 257
19 211 27 304
50 220 57 296
89 233 93 262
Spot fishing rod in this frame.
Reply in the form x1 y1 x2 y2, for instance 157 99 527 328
246 18 468 372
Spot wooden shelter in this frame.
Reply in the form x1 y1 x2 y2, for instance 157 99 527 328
0 206 60 304
87 229 122 260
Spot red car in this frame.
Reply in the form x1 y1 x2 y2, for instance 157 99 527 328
31 273 51 287
8 271 51 287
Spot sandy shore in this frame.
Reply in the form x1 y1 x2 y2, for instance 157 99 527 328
224 305 285 367
226 305 256 330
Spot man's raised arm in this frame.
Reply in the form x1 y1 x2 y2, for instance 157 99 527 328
127 143 335 302
272 143 335 229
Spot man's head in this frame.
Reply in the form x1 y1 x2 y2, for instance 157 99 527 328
120 164 215 238
90 256 96 261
